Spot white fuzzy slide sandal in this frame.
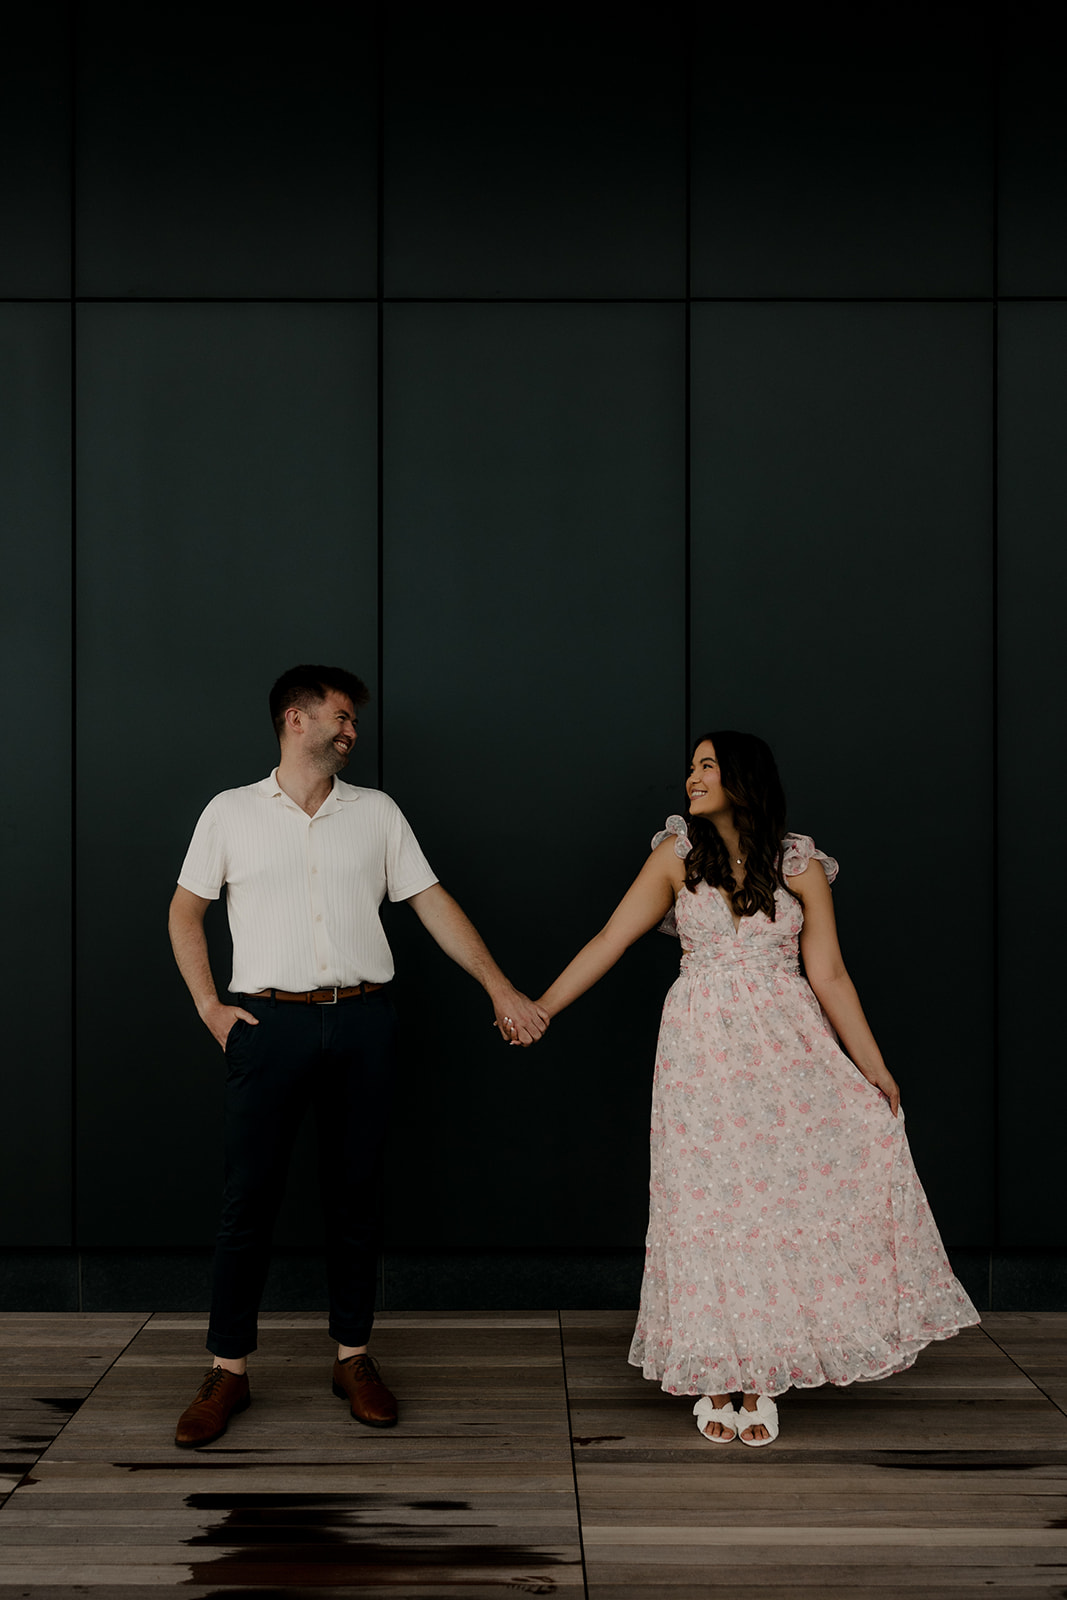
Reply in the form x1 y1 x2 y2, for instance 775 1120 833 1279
736 1394 779 1447
693 1397 738 1442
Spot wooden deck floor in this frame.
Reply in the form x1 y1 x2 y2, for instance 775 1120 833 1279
0 1310 1064 1596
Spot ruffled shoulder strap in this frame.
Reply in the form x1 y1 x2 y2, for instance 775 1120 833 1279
651 814 691 858
650 816 688 938
781 832 838 885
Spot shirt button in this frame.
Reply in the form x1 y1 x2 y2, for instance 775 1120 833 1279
311 866 318 875
315 914 322 923
320 962 327 971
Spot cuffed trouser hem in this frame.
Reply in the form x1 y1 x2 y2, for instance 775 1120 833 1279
206 1329 257 1360
329 1317 375 1348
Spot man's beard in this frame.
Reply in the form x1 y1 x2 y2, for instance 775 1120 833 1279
312 735 349 774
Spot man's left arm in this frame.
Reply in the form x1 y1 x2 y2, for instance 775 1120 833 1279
405 883 549 1046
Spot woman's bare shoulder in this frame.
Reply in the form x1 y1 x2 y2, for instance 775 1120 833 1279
650 834 688 886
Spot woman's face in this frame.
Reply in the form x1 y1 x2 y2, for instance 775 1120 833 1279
686 739 732 819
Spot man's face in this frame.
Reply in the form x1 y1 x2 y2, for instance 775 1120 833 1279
301 690 359 774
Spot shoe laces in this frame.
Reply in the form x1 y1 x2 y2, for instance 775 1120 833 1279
343 1353 381 1381
198 1366 233 1399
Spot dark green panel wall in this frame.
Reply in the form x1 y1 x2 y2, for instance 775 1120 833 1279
999 4 1067 296
381 304 685 1247
0 306 72 1242
0 2 1063 1290
690 303 995 1243
691 5 992 297
0 6 70 296
998 305 1067 1243
384 5 685 297
77 1 377 297
75 305 378 1245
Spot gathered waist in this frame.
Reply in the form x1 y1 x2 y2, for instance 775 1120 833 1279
679 950 800 980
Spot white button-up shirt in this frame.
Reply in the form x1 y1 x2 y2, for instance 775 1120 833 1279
177 771 438 993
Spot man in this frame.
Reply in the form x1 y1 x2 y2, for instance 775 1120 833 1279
168 664 547 1447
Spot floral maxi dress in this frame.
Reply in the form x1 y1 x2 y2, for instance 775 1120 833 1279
629 821 980 1399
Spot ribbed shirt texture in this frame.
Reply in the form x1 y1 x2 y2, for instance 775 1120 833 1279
177 770 438 993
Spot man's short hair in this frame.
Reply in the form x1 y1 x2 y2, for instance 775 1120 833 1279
269 664 371 738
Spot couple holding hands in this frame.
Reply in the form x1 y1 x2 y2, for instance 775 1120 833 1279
169 663 976 1449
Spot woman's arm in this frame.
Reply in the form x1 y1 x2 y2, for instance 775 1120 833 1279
537 840 684 1019
792 861 901 1117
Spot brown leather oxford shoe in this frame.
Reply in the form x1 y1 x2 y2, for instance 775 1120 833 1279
332 1352 397 1427
175 1366 251 1448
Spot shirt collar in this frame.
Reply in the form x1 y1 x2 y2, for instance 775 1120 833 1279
256 770 361 808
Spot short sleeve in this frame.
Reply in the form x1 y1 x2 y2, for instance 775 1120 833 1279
780 832 839 885
177 800 226 900
384 801 439 903
651 814 691 858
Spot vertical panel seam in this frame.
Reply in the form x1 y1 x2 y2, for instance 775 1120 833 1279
683 9 692 752
376 0 385 794
69 0 78 1253
375 0 388 1292
991 0 1000 1259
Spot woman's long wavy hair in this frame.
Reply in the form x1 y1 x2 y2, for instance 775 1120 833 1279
683 731 793 921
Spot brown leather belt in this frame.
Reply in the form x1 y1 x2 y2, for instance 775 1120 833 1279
247 982 386 1005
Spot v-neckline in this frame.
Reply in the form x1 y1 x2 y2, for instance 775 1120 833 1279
715 886 745 936
712 884 794 937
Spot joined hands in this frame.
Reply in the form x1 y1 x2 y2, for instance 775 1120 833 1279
492 988 551 1047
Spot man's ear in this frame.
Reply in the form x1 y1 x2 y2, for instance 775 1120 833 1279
283 705 304 735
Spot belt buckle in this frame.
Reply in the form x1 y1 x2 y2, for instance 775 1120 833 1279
316 985 340 1005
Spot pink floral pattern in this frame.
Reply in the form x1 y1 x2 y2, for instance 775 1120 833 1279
630 826 979 1399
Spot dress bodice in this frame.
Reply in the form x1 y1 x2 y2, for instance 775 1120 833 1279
674 879 805 979
650 818 839 979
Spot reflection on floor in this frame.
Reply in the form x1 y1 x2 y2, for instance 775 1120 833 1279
0 1310 1064 1595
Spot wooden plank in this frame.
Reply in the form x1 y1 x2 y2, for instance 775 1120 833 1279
575 1460 1067 1489
582 1526 1067 1546
0 1505 579 1529
21 1460 577 1491
580 1501 1064 1527
586 1580 1066 1595
129 1321 562 1358
0 1588 581 1599
0 1527 582 1548
149 1313 562 1330
0 1587 575 1600
567 1413 1067 1452
0 1561 585 1587
585 1546 1067 1569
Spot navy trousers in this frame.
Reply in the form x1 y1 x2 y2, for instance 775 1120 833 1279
206 988 396 1359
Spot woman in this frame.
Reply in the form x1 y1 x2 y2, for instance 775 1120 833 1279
536 731 978 1446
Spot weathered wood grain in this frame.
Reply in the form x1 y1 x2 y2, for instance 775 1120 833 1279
0 1315 150 1513
1 1311 1065 1594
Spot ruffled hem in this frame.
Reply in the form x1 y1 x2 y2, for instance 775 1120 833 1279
628 1308 980 1400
